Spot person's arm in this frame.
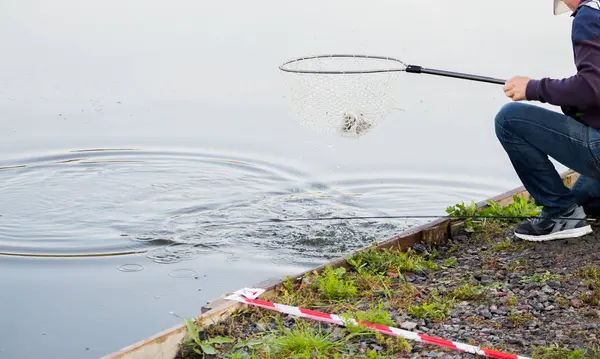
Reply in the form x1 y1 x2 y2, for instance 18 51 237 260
526 8 600 109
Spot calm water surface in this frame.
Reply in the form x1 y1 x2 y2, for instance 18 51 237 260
0 0 573 357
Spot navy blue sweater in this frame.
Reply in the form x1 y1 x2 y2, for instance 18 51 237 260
526 0 600 128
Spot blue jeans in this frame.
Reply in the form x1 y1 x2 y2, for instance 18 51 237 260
495 102 600 217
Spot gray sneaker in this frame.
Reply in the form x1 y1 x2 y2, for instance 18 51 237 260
514 205 592 242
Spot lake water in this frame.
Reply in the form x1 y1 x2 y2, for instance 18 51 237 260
0 0 574 358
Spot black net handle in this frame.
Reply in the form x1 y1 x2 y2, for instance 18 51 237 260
406 65 506 85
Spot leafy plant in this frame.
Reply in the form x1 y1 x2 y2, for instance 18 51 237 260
447 195 541 220
479 194 542 222
446 194 542 233
183 318 234 356
446 200 478 217
315 265 357 300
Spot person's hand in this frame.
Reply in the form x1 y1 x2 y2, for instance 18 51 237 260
504 76 531 101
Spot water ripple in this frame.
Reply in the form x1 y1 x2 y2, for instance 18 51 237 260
0 148 505 264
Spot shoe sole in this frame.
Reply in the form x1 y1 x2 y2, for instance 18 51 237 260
514 225 593 242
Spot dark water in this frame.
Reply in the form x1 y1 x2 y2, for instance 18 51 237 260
0 0 573 358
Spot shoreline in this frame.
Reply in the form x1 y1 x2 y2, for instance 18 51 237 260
103 171 600 359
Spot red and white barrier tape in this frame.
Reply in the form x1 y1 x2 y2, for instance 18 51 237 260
224 288 532 359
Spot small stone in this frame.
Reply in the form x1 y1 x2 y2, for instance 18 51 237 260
507 337 526 346
481 278 493 285
525 283 541 290
371 344 383 351
401 321 418 330
481 310 492 319
510 278 521 285
533 302 544 311
547 280 561 288
544 305 556 311
411 243 429 254
542 285 554 294
570 299 583 308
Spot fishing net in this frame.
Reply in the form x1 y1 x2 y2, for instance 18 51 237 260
279 54 407 139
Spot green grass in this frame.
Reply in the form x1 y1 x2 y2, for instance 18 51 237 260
488 238 518 252
347 246 438 276
442 256 458 267
531 345 600 359
341 303 395 338
407 290 455 321
576 265 600 306
449 282 487 301
519 271 562 284
268 322 342 358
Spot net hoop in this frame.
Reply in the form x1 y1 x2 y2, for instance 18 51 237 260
278 54 407 75
278 54 406 139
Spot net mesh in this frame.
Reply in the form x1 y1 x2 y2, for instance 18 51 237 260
279 55 406 139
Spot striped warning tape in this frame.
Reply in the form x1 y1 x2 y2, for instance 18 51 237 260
224 288 532 359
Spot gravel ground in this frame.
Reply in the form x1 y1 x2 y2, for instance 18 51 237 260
175 218 600 359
